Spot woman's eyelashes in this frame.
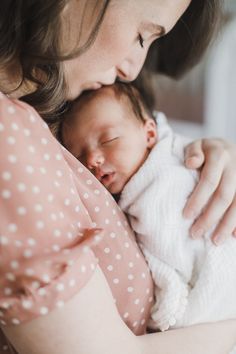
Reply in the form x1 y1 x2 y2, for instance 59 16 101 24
101 137 119 145
138 33 144 48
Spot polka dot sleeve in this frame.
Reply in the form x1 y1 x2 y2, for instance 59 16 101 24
0 93 98 326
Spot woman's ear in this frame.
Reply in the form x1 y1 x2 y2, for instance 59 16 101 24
144 118 157 149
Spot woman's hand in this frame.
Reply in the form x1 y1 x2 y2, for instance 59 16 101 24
183 138 236 245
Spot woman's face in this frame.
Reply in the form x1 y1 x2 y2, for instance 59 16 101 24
64 0 191 100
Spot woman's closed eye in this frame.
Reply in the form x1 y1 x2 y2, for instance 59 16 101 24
138 33 144 48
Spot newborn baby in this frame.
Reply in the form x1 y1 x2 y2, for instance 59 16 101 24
60 83 236 331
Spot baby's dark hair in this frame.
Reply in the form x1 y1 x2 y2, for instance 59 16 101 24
56 82 156 144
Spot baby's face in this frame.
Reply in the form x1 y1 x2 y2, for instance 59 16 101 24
63 92 156 194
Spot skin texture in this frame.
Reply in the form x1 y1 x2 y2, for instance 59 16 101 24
62 88 157 194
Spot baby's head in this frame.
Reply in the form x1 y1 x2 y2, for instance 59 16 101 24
61 83 157 194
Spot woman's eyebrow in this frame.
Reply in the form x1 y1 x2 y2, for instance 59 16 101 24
141 22 166 37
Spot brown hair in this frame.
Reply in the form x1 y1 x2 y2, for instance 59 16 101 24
0 0 222 125
145 0 223 78
0 0 110 125
59 82 154 142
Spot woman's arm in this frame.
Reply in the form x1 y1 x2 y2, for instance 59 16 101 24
184 138 236 244
3 267 236 354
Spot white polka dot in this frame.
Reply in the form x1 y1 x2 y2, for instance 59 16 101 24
105 219 110 224
2 302 10 309
25 268 35 276
17 206 27 215
42 274 50 283
110 232 116 238
69 279 76 287
107 265 113 271
22 300 33 309
8 223 17 233
44 153 50 160
4 288 12 295
52 244 60 252
31 281 41 289
34 204 43 212
124 242 130 248
104 247 110 254
24 128 31 136
146 288 150 294
83 193 89 199
38 288 47 296
105 200 109 206
36 220 44 229
29 114 36 122
40 307 49 315
40 167 47 174
17 183 26 192
148 296 153 303
6 273 16 282
12 318 20 325
10 260 19 269
7 136 16 144
123 312 129 319
134 298 140 305
8 154 17 163
53 229 61 237
0 123 5 131
127 287 134 293
56 283 65 292
128 262 134 268
55 154 62 160
91 222 97 227
32 186 40 194
94 206 100 212
2 171 11 180
141 319 145 325
26 165 34 174
27 238 36 246
94 189 100 195
81 265 86 273
64 198 70 206
117 221 122 227
7 106 16 114
75 205 80 212
0 236 9 245
23 249 33 258
128 274 134 280
47 194 54 202
54 180 60 187
136 253 140 259
41 138 48 145
78 167 84 173
112 209 116 215
140 307 145 313
56 300 65 308
141 272 146 278
2 189 11 199
113 278 119 284
11 123 19 130
50 213 57 221
15 240 23 247
86 179 92 185
132 321 138 328
0 320 6 326
28 145 35 153
115 254 122 260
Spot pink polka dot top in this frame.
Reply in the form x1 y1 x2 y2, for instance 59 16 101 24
0 92 154 352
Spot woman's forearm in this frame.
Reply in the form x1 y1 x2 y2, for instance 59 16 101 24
139 320 236 354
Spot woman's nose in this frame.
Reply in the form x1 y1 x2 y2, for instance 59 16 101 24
86 151 104 170
116 52 147 82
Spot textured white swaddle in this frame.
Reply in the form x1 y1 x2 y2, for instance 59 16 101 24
119 113 236 331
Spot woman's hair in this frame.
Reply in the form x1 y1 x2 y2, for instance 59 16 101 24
0 0 110 125
145 0 223 78
0 0 222 124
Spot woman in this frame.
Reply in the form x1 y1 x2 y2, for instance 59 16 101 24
0 1 235 353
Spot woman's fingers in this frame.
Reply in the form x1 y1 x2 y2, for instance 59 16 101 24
189 171 236 244
184 139 205 169
184 138 236 244
183 141 224 219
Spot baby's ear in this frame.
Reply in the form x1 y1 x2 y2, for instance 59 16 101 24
144 118 157 148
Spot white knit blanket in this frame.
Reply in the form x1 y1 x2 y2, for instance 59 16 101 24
119 113 236 331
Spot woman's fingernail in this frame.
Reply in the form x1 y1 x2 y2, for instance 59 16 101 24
191 227 204 239
213 235 225 246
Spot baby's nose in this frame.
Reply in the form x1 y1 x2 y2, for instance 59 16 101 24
87 152 104 170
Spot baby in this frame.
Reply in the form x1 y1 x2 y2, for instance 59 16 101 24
60 83 236 331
